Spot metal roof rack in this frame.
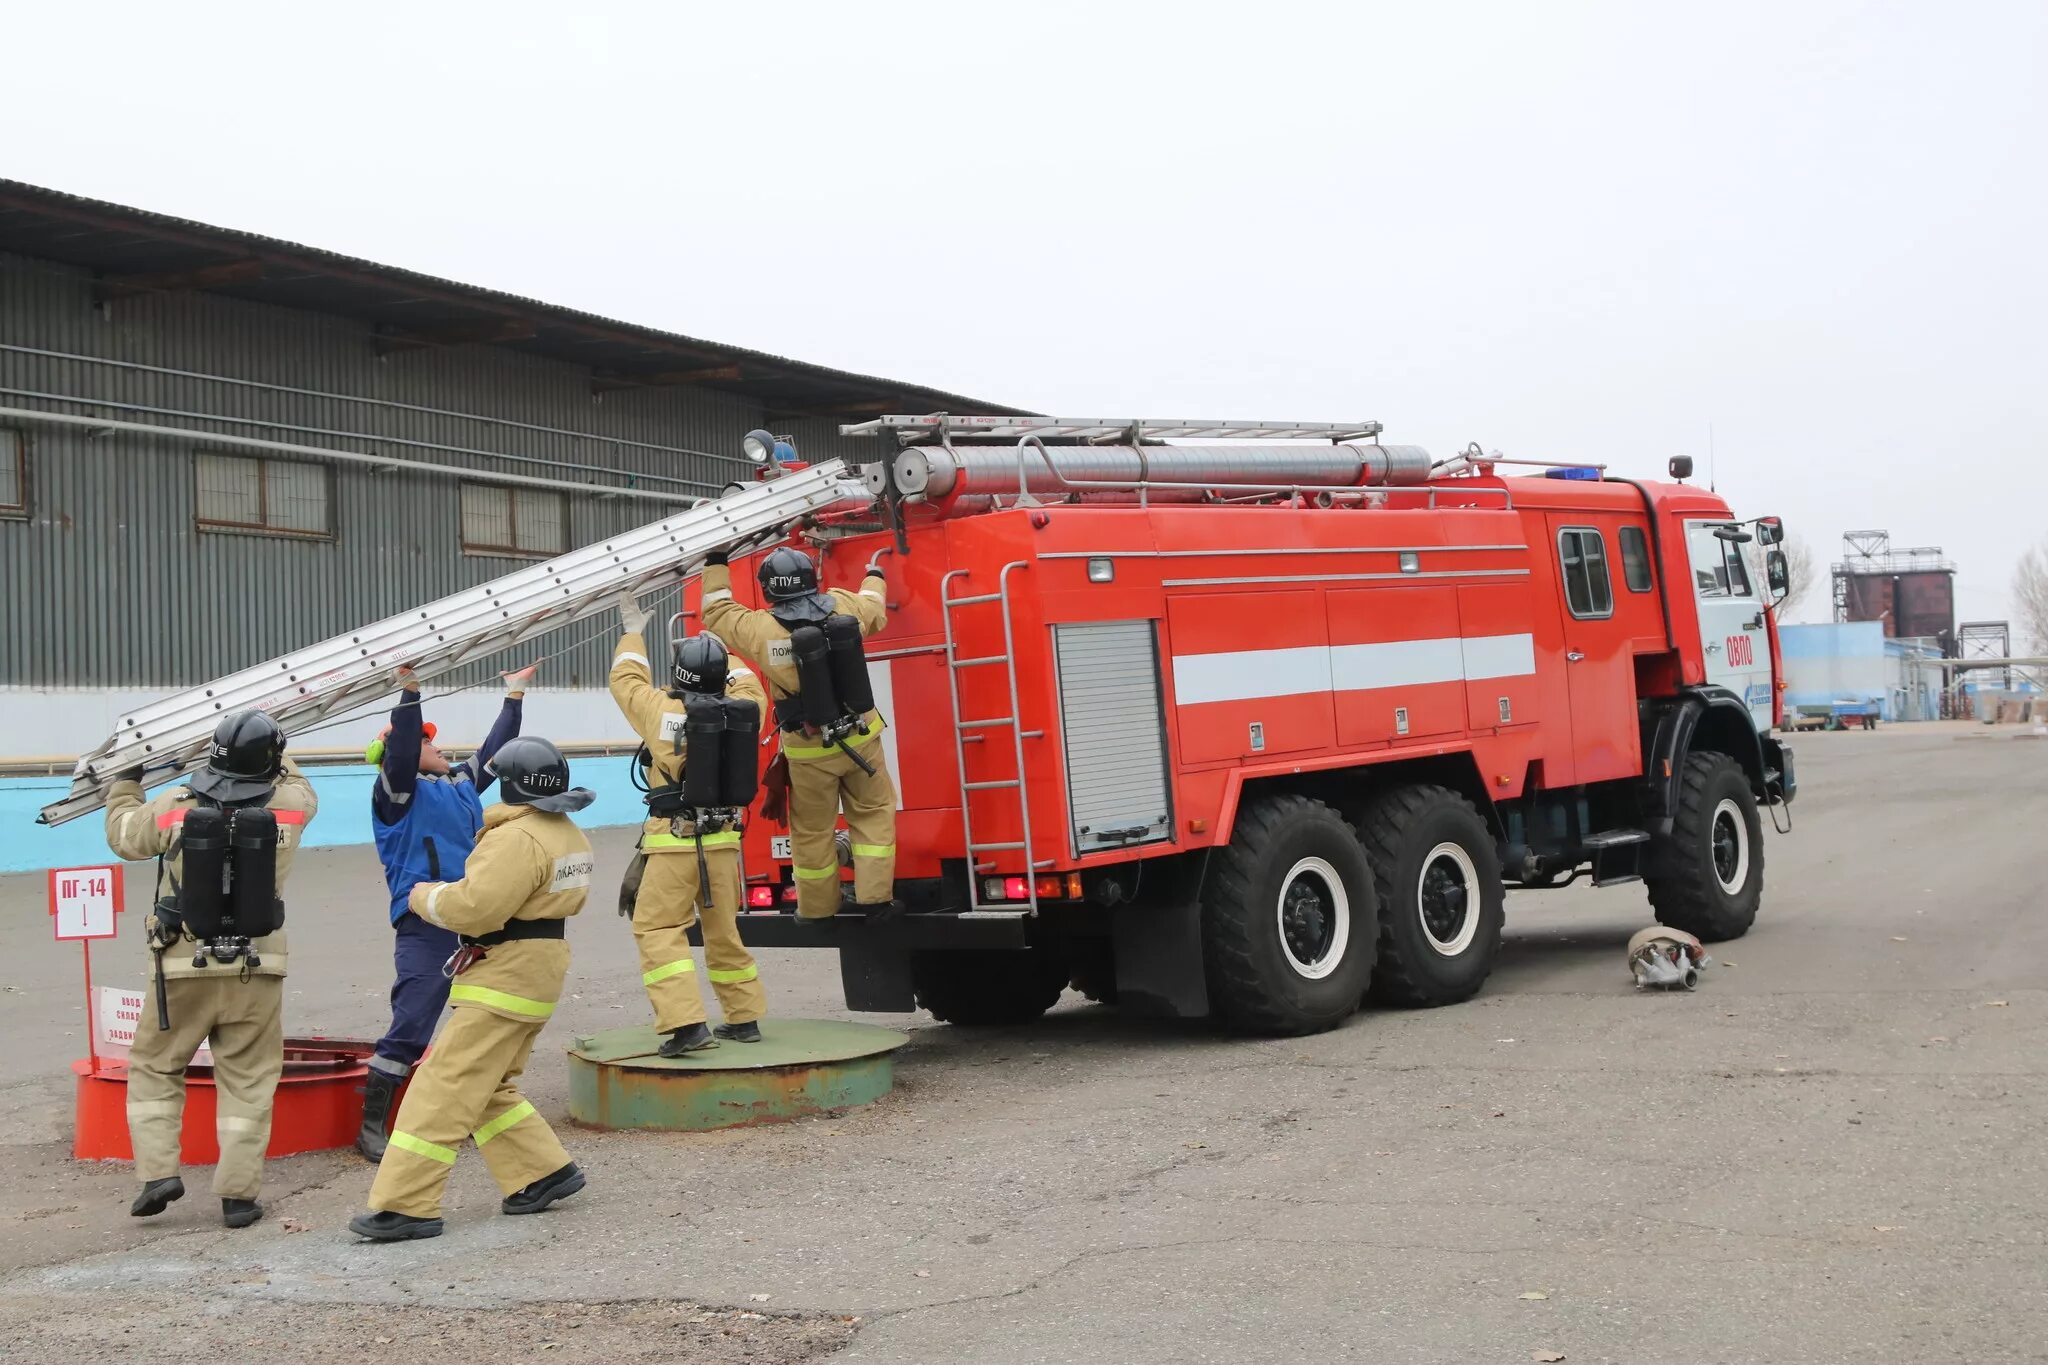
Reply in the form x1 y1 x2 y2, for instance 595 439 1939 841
841 414 1385 445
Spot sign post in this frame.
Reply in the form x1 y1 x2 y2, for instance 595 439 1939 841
49 865 124 1073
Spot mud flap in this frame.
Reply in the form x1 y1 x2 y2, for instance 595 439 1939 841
1111 900 1210 1019
838 938 916 1013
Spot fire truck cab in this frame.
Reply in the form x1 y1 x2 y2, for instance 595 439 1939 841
715 419 1794 1036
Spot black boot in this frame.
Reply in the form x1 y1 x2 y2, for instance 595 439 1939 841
713 1020 763 1043
356 1067 403 1162
221 1198 263 1229
502 1162 586 1215
856 899 907 923
658 1023 718 1057
130 1176 185 1218
350 1209 444 1241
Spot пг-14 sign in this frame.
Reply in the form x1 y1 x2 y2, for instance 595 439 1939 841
49 864 123 941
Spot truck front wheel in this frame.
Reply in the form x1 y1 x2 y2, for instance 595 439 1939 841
1646 751 1764 941
1201 794 1378 1036
1354 785 1505 1008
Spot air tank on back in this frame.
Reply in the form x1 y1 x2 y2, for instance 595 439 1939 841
880 442 1434 507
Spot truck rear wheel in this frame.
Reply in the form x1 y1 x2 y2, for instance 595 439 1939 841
912 947 1070 1026
1201 795 1377 1036
1646 751 1764 941
1354 785 1505 1008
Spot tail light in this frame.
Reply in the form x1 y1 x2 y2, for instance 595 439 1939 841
746 885 775 909
980 873 1086 902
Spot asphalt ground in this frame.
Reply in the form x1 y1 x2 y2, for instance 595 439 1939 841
0 721 2042 1363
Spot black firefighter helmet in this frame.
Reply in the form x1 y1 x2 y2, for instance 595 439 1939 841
758 546 835 624
190 710 286 804
490 736 595 814
671 632 730 695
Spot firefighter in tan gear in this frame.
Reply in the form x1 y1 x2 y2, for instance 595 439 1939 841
609 594 769 1052
349 735 593 1242
701 545 895 919
103 710 316 1230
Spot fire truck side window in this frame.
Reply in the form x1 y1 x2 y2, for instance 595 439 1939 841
1557 527 1614 619
1619 526 1654 592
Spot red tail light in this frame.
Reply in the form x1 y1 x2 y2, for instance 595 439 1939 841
747 885 775 908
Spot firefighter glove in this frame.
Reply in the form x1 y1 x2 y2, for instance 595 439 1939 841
864 549 891 580
503 664 537 697
149 906 184 948
704 549 730 567
616 591 650 636
395 663 421 694
115 766 145 785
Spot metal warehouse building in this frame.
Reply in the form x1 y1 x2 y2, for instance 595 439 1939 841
0 179 1009 760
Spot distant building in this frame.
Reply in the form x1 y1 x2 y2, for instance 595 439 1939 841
0 179 1017 757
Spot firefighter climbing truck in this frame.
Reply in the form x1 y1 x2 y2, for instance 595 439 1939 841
709 417 1795 1037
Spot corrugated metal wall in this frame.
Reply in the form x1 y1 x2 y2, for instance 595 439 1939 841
0 251 881 694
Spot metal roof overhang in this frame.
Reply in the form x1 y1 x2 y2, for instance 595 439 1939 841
0 177 1026 421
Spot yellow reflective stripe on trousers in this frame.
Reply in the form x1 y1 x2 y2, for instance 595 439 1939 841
389 1130 458 1164
643 957 696 985
780 715 886 760
707 964 758 984
473 1099 537 1146
643 830 742 850
793 863 839 881
850 843 895 859
448 983 556 1018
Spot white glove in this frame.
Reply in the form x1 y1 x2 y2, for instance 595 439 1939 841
394 664 421 694
616 591 650 636
503 664 537 697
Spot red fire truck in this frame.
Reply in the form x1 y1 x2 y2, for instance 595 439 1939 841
709 417 1795 1036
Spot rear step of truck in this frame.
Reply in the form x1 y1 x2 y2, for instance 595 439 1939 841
1584 828 1651 886
730 908 1030 950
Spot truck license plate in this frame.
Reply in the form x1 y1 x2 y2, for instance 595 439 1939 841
771 836 791 860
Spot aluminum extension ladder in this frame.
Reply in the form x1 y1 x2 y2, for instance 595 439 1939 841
938 561 1051 914
37 461 867 827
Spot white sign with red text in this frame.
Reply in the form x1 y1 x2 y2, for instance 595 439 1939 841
49 865 123 941
95 987 210 1064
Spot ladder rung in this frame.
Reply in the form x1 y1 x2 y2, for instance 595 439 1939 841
944 592 1004 607
970 841 1027 851
952 655 1010 668
959 717 1015 730
964 780 1021 791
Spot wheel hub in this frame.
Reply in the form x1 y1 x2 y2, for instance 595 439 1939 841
1417 843 1481 956
1275 857 1352 981
1283 881 1332 963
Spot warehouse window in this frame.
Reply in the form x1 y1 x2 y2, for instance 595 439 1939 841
195 452 331 537
1618 525 1654 592
461 483 567 559
0 429 24 518
1557 527 1614 619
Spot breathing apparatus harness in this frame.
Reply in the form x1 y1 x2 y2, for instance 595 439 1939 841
771 611 880 776
151 796 285 1025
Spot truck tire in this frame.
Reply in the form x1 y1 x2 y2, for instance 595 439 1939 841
912 948 1070 1026
1354 785 1505 1008
1646 751 1764 941
1201 794 1377 1036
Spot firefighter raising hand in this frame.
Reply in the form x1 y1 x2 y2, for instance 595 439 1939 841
701 546 896 920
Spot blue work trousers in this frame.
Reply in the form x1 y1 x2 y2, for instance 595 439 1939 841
370 912 460 1074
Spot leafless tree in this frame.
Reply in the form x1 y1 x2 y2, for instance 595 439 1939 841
1773 534 1817 621
2015 544 2048 654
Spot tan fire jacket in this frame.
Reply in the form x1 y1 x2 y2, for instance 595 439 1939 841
409 803 590 1024
607 630 767 855
103 760 319 979
700 563 888 760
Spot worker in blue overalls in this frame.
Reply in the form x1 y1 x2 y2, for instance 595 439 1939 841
355 662 533 1161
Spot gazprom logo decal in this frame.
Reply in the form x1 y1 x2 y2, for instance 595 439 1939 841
1745 683 1773 707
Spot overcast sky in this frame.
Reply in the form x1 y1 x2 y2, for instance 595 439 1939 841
9 1 2044 625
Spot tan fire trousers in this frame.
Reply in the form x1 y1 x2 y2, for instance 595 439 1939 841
788 733 897 919
127 973 283 1200
634 846 766 1030
366 1003 571 1219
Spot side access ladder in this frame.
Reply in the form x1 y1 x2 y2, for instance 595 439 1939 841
939 561 1050 914
37 462 867 827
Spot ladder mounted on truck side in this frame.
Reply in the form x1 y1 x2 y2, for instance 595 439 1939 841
36 461 867 828
841 414 1386 445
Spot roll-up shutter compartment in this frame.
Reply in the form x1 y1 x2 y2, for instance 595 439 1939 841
1054 620 1173 853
